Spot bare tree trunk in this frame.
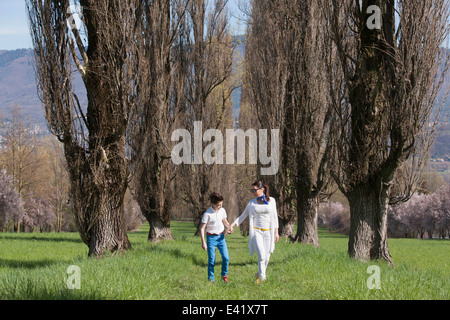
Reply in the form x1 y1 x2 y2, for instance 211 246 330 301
146 206 174 242
82 13 132 255
276 171 296 239
178 0 235 235
128 0 190 242
326 0 449 264
347 183 392 264
66 134 131 256
295 196 319 247
245 1 334 246
88 200 130 256
27 0 137 256
278 216 295 239
133 159 175 242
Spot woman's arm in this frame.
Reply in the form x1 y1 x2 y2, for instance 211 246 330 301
274 228 280 243
230 202 250 229
272 198 280 242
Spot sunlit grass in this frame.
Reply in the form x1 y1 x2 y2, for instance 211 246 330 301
0 222 448 300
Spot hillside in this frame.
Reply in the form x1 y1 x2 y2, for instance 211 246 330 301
0 48 86 125
0 49 42 123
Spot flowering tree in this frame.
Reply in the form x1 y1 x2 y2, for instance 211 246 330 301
388 184 450 239
318 201 350 235
435 185 450 238
0 169 25 231
23 194 56 232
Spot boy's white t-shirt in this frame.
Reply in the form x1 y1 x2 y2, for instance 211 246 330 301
201 207 227 234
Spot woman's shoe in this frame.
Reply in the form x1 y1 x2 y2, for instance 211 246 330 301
255 272 260 285
222 275 229 283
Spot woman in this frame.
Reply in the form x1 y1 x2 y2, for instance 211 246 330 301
230 181 279 283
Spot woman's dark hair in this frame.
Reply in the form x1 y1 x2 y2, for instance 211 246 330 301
210 192 224 204
252 181 270 202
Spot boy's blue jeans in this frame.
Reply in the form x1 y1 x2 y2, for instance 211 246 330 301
206 233 229 281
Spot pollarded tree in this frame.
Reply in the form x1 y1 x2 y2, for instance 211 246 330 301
178 0 237 235
326 0 449 264
128 0 189 242
245 0 335 244
244 0 296 239
27 0 138 256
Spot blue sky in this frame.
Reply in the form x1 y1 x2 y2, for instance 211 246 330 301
0 0 247 51
0 0 31 50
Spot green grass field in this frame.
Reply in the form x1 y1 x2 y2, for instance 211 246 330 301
0 222 448 300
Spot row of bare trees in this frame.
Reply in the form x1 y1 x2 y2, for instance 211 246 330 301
26 0 238 256
243 0 449 264
26 0 449 264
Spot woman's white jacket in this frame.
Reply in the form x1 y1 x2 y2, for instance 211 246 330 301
233 197 279 256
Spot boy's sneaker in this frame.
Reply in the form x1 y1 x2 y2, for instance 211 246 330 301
222 275 229 283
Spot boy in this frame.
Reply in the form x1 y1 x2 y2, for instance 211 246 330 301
200 192 233 283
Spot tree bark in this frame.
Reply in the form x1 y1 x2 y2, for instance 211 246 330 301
132 138 175 242
88 200 131 257
147 210 174 242
278 218 295 239
140 191 175 242
347 182 393 265
66 136 132 257
295 196 319 247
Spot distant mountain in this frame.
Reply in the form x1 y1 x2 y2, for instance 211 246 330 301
0 48 86 126
0 49 43 123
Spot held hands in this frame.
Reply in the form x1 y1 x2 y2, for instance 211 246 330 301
226 222 236 234
228 222 236 234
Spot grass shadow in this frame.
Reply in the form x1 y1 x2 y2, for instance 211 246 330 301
145 244 257 268
0 235 83 244
0 258 66 269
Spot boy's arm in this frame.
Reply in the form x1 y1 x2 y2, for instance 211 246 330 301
200 223 207 250
222 218 230 228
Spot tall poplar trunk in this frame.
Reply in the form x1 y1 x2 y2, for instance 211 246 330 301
75 1 133 256
347 182 392 264
88 199 130 256
68 131 132 257
148 213 173 242
278 217 295 239
135 152 174 242
134 173 175 242
141 191 173 242
295 196 319 247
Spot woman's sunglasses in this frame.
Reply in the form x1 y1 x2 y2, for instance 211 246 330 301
250 188 262 192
